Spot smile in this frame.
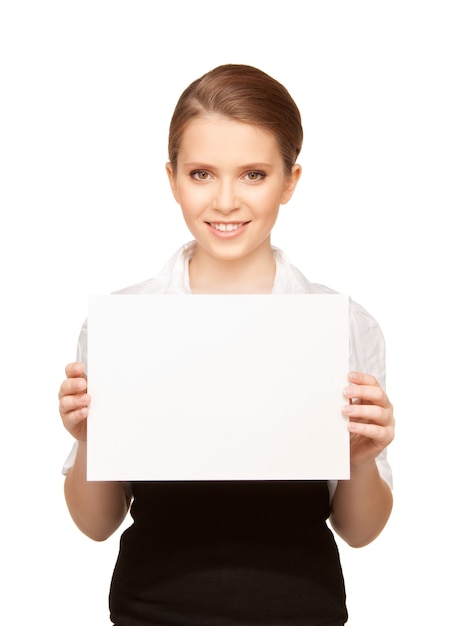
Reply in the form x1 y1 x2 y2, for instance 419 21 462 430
208 222 249 232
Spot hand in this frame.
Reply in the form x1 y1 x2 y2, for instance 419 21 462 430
58 362 90 442
342 371 395 466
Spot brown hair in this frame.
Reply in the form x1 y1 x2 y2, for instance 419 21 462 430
168 64 303 175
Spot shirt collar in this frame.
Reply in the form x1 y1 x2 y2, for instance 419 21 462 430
175 241 307 295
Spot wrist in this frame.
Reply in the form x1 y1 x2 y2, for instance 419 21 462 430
349 458 379 480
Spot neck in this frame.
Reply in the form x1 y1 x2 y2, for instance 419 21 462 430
189 242 276 294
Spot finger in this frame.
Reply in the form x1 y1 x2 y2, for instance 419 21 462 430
58 376 87 400
64 362 87 380
348 371 379 386
63 404 89 426
344 383 390 407
348 420 387 440
62 407 89 439
346 371 386 405
59 396 90 425
342 402 389 424
348 419 395 447
60 390 90 413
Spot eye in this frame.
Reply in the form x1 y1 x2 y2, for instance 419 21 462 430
190 170 211 181
244 170 266 182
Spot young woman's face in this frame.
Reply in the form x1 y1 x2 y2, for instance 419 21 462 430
166 116 301 264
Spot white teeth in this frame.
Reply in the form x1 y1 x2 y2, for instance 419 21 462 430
210 222 244 232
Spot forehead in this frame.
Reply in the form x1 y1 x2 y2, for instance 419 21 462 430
178 115 282 163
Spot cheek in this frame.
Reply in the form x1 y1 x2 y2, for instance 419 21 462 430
253 187 284 213
178 187 205 217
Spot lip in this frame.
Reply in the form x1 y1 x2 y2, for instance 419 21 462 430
206 221 250 239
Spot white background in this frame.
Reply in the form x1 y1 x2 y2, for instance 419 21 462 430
1 1 463 624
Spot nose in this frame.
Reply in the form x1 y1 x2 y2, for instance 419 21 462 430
212 178 239 214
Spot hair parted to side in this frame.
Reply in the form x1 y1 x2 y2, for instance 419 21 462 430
168 64 303 175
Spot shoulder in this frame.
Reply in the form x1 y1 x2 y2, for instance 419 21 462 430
76 243 193 366
112 243 194 295
273 247 340 295
293 264 385 356
279 251 383 339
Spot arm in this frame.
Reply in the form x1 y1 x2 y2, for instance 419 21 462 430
59 362 130 541
330 371 395 548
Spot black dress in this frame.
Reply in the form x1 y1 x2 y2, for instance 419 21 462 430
109 480 347 625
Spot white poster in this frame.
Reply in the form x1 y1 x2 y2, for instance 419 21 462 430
87 294 349 481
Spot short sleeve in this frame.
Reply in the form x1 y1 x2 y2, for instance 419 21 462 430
62 440 78 475
349 299 386 390
76 319 88 373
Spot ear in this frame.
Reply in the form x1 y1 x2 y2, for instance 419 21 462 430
280 164 302 205
165 162 180 204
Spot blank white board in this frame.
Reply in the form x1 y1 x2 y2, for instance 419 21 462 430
87 294 349 481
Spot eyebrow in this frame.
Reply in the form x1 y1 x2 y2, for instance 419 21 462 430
182 162 274 170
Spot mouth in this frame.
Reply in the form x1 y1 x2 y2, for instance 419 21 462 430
207 221 250 233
